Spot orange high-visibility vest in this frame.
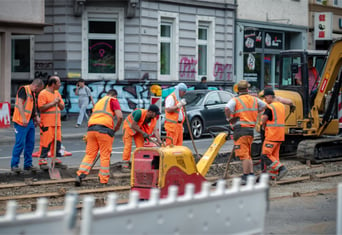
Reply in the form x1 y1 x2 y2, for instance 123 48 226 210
39 89 63 127
165 92 184 124
12 85 34 125
88 96 117 129
123 109 157 135
265 101 285 141
231 94 258 127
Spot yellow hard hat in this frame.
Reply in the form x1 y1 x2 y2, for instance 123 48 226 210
150 84 162 96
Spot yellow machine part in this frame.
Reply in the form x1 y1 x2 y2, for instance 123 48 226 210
196 132 228 177
130 145 198 188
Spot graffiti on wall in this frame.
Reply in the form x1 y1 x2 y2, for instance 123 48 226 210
34 62 53 79
179 57 233 81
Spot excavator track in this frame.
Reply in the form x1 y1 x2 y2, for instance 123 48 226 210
297 136 342 163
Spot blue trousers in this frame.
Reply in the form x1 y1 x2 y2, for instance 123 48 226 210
11 120 35 168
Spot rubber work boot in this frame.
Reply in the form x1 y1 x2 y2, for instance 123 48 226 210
11 166 21 174
54 158 68 169
240 174 248 185
121 161 131 173
24 165 38 172
39 159 49 170
277 166 288 180
75 173 86 187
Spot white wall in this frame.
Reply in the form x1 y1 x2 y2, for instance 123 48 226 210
237 0 308 27
0 0 44 24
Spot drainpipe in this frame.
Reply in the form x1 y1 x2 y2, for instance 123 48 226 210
74 0 86 17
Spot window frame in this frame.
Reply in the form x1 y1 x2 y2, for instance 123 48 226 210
196 16 215 81
82 7 124 80
158 12 179 81
11 35 34 79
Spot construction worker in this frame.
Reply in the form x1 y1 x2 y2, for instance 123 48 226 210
225 80 266 184
75 89 123 186
38 75 67 170
11 79 44 173
121 104 162 170
260 88 288 180
164 83 187 146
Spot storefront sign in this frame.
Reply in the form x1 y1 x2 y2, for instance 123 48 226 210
244 30 256 52
314 12 332 40
264 32 283 49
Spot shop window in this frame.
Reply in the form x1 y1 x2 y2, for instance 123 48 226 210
158 12 179 81
82 8 124 79
11 36 34 79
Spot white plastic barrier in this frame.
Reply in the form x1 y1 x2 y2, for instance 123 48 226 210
338 183 342 235
0 192 79 235
81 174 269 235
0 175 269 235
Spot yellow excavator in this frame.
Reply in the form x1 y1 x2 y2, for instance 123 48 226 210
254 38 342 163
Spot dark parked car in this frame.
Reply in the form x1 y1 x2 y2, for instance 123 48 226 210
160 89 235 139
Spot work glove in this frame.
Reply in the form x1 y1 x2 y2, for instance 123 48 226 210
289 104 296 113
143 132 149 139
176 99 187 108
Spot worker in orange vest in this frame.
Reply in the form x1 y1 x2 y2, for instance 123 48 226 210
164 83 187 146
121 104 162 170
38 75 66 170
225 80 266 185
260 88 288 180
75 89 123 186
11 79 44 173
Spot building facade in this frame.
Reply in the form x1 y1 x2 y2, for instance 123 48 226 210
9 0 236 114
235 0 309 91
0 0 45 104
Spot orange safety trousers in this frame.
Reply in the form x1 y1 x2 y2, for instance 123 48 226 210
77 131 114 184
262 140 283 177
39 126 62 158
233 135 254 160
165 123 183 146
122 129 144 161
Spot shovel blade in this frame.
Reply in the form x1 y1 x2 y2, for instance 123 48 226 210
49 167 61 180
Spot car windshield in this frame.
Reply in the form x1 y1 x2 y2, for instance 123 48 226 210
183 92 205 106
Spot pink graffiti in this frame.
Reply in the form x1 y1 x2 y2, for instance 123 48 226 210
214 62 233 81
179 57 197 79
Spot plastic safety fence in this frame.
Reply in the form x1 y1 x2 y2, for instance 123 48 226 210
0 175 270 235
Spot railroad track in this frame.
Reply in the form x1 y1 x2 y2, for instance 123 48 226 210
1 160 342 215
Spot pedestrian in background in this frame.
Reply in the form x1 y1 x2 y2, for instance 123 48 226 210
75 78 95 128
38 75 66 170
260 88 288 180
164 83 187 146
225 80 266 184
194 76 208 90
121 104 162 171
11 79 44 173
75 89 123 186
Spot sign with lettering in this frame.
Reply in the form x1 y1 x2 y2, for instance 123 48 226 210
264 32 283 49
314 12 332 40
0 102 11 128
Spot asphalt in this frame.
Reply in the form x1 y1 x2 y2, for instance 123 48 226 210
0 113 128 146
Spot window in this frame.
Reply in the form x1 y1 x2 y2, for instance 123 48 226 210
196 17 215 81
334 0 342 6
82 8 124 80
11 35 34 79
160 23 171 75
198 26 208 77
158 12 179 81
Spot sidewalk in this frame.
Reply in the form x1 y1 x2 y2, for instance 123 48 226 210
0 113 128 146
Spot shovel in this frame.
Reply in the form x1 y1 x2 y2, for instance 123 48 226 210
49 103 61 179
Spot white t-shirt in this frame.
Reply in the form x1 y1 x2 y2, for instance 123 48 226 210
165 95 184 122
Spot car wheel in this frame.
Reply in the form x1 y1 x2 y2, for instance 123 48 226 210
190 117 203 139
